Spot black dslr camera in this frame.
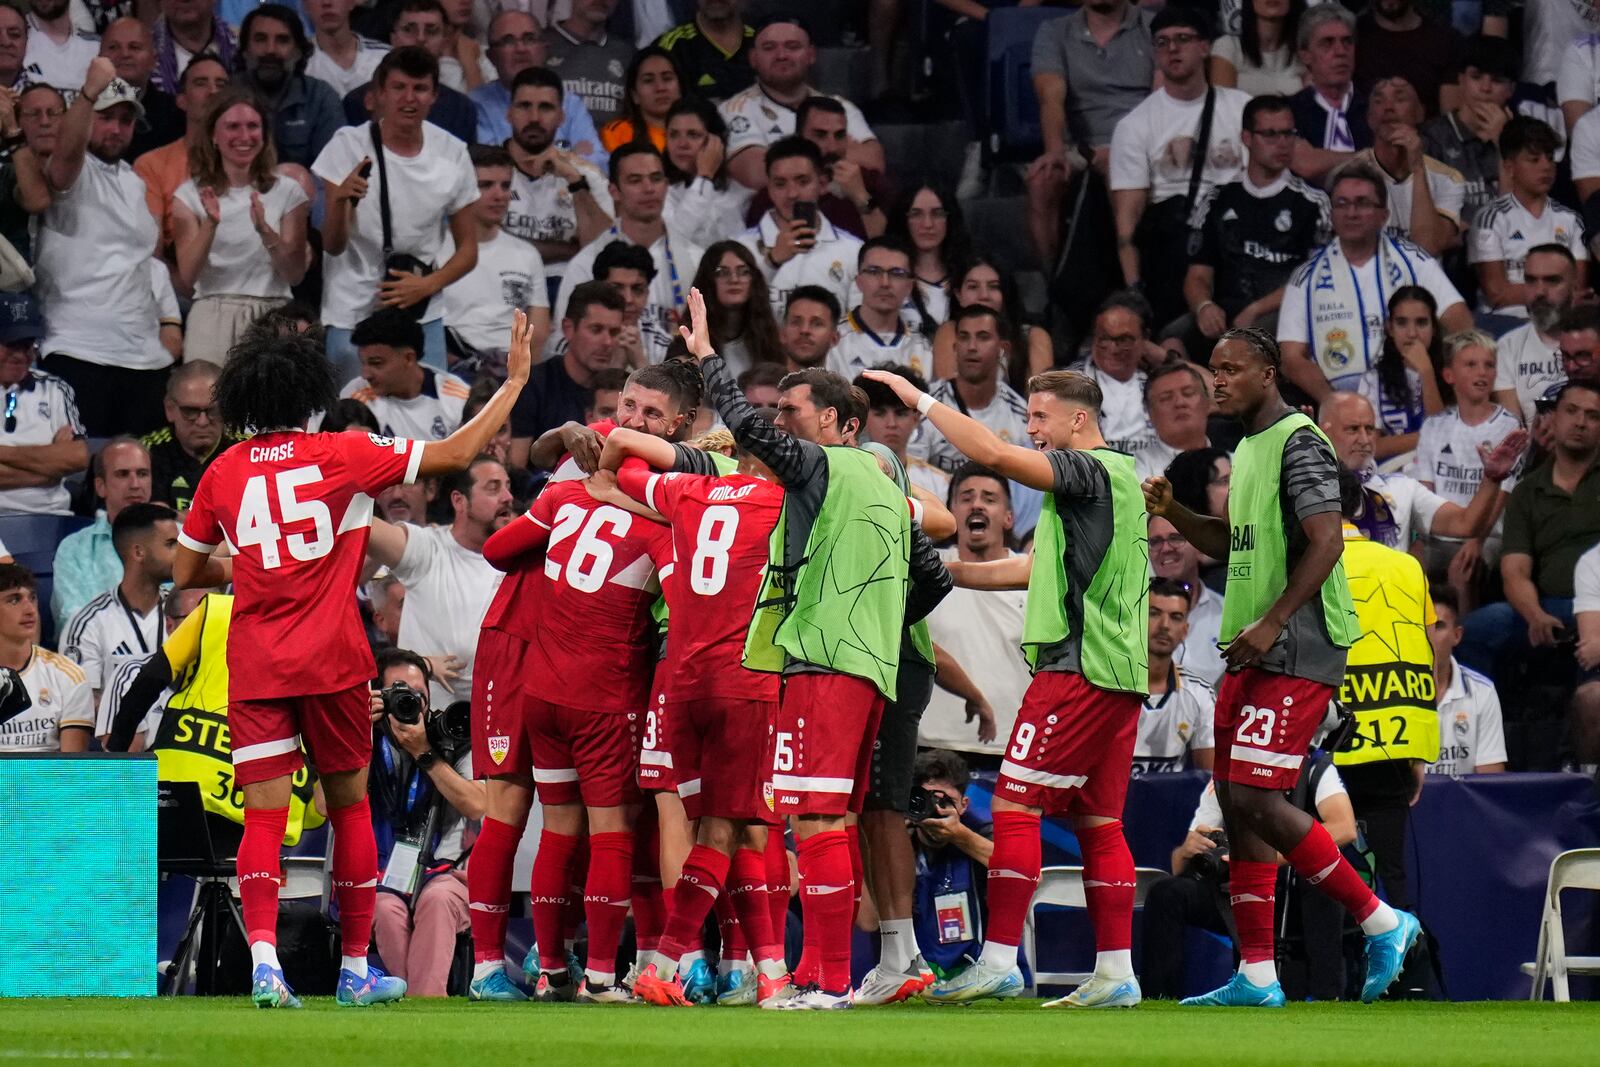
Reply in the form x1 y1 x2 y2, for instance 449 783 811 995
907 786 957 823
380 681 427 725
1187 830 1230 882
428 700 472 762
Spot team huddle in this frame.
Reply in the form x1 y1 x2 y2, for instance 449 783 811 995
174 291 1421 1011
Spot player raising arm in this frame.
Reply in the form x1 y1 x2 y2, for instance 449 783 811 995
1143 326 1418 1008
172 312 533 1010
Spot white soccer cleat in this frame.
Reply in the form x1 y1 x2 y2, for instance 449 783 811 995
771 985 854 1011
1042 973 1142 1009
854 959 934 1005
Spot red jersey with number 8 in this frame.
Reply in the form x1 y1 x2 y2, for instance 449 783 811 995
621 467 784 702
520 480 672 713
179 430 425 701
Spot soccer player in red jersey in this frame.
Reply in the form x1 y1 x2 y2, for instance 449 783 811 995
595 423 799 1008
173 313 533 1009
479 474 673 1002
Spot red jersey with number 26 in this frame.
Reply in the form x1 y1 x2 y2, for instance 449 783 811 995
178 430 425 701
620 466 784 702
520 479 672 713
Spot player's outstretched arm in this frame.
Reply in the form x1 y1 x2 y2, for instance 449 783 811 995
600 426 678 472
862 370 1055 492
1143 475 1230 560
527 421 606 473
482 511 551 571
909 483 956 540
174 546 233 590
945 554 1032 590
419 310 533 477
365 517 410 570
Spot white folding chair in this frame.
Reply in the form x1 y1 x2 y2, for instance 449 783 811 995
1020 865 1167 994
1522 848 1600 1002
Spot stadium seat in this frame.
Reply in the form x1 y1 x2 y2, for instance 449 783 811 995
1021 865 1167 994
0 513 92 647
1522 848 1600 1002
983 7 1068 166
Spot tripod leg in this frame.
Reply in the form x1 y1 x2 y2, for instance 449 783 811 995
165 882 208 996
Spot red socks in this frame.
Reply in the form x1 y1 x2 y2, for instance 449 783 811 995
985 811 1043 949
531 830 580 972
467 817 521 965
1229 860 1279 965
658 844 731 967
1076 820 1135 953
329 797 378 960
795 830 854 993
583 831 634 982
728 846 782 965
238 806 288 946
632 809 665 955
845 823 864 926
764 829 791 954
1286 820 1380 923
716 891 747 962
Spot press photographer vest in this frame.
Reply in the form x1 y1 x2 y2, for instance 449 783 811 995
744 446 912 700
1332 527 1440 767
1021 449 1149 695
1219 412 1359 650
150 594 324 845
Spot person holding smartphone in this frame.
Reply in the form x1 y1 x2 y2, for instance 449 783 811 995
737 135 860 325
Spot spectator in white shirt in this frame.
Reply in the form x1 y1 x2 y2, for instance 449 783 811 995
1356 75 1466 257
826 236 932 381
171 88 311 365
364 455 513 706
738 135 861 326
342 309 471 441
1319 389 1523 551
1070 291 1158 458
1137 358 1214 480
921 464 1029 758
23 0 97 96
442 143 552 360
1493 245 1578 425
0 292 87 520
1278 158 1472 404
0 564 91 752
920 304 1029 474
1147 514 1225 687
1574 541 1600 771
35 58 170 437
1471 117 1586 320
590 239 672 367
1135 577 1216 775
1412 330 1523 601
661 95 750 250
305 0 390 97
686 239 784 380
551 141 704 348
313 46 480 380
1426 584 1507 776
719 12 882 191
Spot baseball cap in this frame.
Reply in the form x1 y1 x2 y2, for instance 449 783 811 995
93 77 145 119
0 292 44 346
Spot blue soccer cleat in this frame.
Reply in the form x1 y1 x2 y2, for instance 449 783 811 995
923 957 1024 1005
1042 973 1142 1009
469 968 529 1002
682 958 716 1004
336 964 407 1007
716 967 757 1006
251 964 302 1009
1180 973 1286 1007
1361 909 1421 1003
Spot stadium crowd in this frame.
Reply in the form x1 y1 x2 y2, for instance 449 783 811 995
0 0 1598 1005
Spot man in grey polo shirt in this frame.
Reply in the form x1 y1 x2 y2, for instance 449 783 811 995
543 0 634 128
1026 0 1153 270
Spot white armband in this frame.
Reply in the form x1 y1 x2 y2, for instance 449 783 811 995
916 393 938 416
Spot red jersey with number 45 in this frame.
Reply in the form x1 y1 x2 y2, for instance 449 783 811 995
518 479 672 713
618 465 784 702
179 430 426 701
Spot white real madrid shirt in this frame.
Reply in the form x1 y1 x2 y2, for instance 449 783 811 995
305 36 390 98
0 369 85 517
719 84 876 159
825 310 934 381
60 588 162 704
1467 193 1587 317
96 651 169 744
440 228 550 354
1494 322 1565 425
22 18 98 94
1410 404 1522 508
340 369 470 441
1173 582 1225 688
739 212 862 326
0 646 93 752
1364 469 1449 548
1429 657 1507 776
1133 664 1216 775
503 160 615 287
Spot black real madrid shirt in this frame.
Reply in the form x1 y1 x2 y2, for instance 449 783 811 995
1190 173 1331 318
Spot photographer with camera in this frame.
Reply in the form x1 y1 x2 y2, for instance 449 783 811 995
367 648 485 998
907 750 993 977
1140 754 1357 1000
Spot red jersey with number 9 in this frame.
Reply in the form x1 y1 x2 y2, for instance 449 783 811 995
623 467 784 702
521 479 673 713
178 430 425 701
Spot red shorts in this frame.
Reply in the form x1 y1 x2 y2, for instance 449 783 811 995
670 697 779 823
527 698 642 808
1212 667 1336 790
765 673 884 817
637 662 675 793
996 671 1140 817
231 682 370 787
471 628 532 779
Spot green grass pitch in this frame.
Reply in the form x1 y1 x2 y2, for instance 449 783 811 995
3 999 1600 1066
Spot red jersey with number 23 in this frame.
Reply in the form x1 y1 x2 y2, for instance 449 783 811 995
620 466 784 702
178 430 425 701
519 479 672 714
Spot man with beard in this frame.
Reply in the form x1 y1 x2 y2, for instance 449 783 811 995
471 10 603 166
364 455 514 708
140 361 240 512
780 286 839 372
150 0 235 94
22 0 98 95
1493 246 1580 425
35 57 172 436
99 17 182 158
235 4 342 168
500 66 614 288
